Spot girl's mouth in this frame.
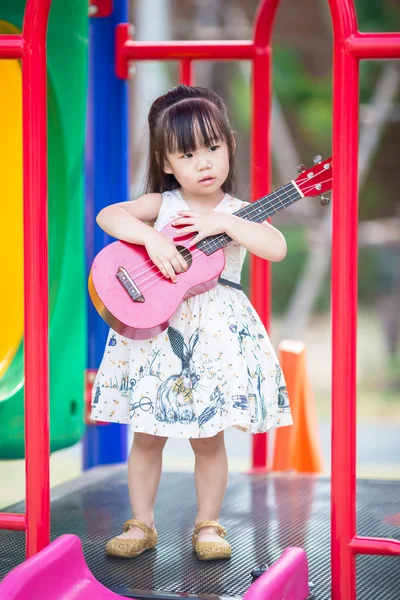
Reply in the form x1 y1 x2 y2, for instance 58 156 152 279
199 176 216 186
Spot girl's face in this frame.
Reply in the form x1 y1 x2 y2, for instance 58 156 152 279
163 138 230 197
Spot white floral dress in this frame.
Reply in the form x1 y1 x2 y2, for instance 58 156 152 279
91 189 292 438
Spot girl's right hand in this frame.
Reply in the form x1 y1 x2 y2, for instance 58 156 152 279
143 229 188 283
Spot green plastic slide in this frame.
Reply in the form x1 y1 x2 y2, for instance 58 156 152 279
0 0 87 459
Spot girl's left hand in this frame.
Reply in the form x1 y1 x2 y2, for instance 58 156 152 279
172 210 233 246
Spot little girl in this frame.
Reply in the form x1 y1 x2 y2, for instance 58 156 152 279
91 85 292 561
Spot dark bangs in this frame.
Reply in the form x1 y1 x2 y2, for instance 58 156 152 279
160 98 228 157
145 90 237 195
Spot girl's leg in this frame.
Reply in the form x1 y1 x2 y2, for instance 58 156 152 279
189 431 228 542
118 432 168 540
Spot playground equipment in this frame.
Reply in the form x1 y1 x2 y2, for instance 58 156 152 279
0 0 87 459
0 534 310 600
0 1 399 599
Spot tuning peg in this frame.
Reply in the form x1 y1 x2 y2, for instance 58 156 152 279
313 155 322 164
320 195 330 207
297 164 307 173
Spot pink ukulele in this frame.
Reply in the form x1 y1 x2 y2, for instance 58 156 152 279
89 157 332 340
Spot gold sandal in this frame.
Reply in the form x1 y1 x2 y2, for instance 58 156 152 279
192 520 231 561
106 518 157 558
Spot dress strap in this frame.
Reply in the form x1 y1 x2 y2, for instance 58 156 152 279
218 277 243 291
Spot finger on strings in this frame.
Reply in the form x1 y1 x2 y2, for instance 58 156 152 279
189 235 202 247
162 260 177 282
140 247 204 293
157 261 169 278
170 257 183 273
176 252 188 271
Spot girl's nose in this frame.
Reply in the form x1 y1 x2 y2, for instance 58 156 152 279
197 159 211 171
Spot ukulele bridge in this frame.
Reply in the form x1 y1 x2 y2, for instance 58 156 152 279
116 266 144 302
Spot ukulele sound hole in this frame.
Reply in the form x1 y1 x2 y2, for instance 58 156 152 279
176 245 193 269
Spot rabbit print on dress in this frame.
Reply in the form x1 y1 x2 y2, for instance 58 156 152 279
155 327 199 425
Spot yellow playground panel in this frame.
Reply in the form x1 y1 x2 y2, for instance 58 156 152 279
0 22 23 381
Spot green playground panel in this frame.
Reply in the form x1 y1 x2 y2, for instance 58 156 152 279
0 0 88 459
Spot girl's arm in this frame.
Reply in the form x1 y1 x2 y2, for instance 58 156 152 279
224 216 287 262
173 204 287 263
96 193 188 281
96 193 163 244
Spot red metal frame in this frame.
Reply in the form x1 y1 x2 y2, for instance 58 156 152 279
0 0 51 557
0 36 24 58
327 2 400 599
179 59 193 87
89 0 113 18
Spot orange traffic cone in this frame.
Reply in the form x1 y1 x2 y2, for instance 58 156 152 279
272 339 323 473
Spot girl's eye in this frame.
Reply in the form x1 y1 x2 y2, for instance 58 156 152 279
209 145 219 152
181 153 193 159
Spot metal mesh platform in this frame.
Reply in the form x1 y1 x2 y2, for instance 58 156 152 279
0 468 399 599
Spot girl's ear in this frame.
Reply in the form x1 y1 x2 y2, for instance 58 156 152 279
156 151 173 174
163 161 173 174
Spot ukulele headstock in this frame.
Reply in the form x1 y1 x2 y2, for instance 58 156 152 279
295 155 332 206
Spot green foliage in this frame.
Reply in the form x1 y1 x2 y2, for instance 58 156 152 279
355 0 400 32
241 228 309 315
230 68 251 133
296 97 332 150
273 48 320 106
271 228 309 313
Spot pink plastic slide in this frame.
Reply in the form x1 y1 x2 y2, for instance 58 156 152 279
0 535 122 599
0 534 310 600
244 547 310 600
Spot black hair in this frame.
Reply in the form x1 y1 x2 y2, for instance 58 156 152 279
144 85 237 195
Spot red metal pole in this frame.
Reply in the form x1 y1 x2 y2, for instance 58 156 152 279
347 32 400 59
120 38 255 61
0 514 27 531
328 1 359 598
115 24 255 79
179 59 193 86
0 22 26 540
350 536 400 556
0 35 24 58
250 48 272 472
22 0 52 557
249 0 280 472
